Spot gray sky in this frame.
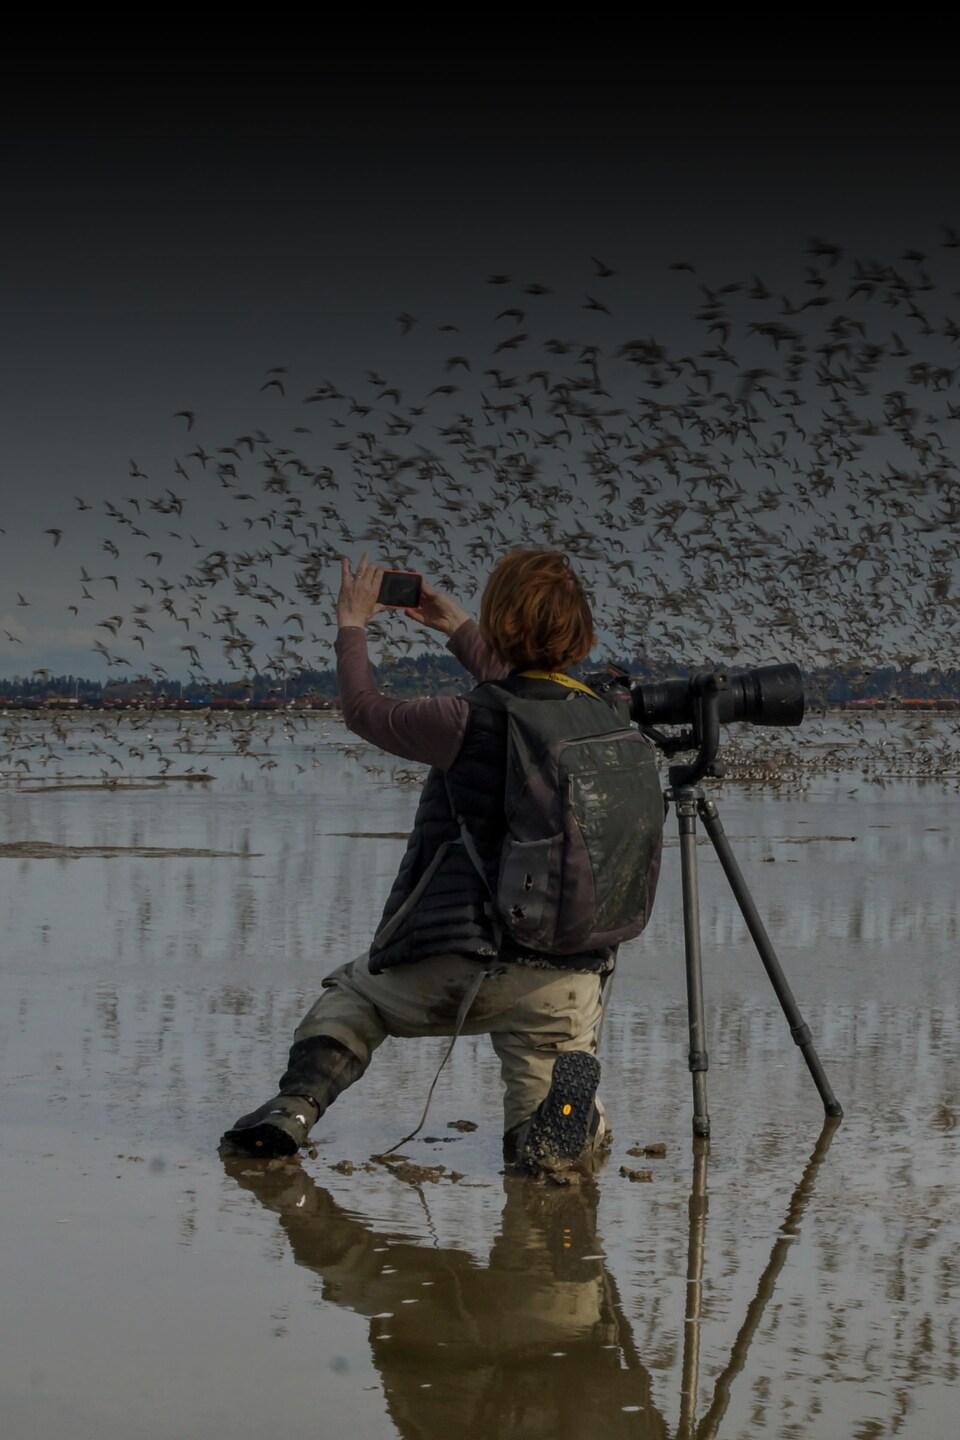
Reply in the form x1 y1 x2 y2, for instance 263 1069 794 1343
4 62 960 681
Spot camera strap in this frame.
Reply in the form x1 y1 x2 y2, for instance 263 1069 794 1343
374 786 496 1154
443 774 505 950
370 839 460 950
379 963 490 1156
518 669 601 698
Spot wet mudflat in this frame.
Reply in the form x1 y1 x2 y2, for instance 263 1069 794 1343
1 713 958 1439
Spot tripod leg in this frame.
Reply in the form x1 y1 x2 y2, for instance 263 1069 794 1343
677 792 711 1137
697 797 843 1119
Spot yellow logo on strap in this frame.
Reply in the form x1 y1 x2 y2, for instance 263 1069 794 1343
519 669 600 698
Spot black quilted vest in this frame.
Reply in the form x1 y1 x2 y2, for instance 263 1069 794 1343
367 675 616 974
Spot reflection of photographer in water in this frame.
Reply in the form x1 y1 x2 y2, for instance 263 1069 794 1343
223 1118 839 1439
225 1159 663 1439
223 548 663 1174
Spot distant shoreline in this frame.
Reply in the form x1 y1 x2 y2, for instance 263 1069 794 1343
3 697 959 715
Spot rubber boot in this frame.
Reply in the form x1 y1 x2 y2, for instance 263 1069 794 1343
220 1036 367 1157
514 1051 604 1181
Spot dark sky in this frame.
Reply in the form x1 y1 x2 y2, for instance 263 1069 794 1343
4 60 960 678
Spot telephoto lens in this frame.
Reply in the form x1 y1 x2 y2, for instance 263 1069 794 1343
725 664 804 726
630 664 804 728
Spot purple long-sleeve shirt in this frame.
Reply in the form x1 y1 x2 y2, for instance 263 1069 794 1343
334 620 510 767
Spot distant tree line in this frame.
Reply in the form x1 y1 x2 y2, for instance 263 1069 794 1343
3 656 960 705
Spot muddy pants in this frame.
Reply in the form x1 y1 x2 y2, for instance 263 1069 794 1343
294 951 606 1137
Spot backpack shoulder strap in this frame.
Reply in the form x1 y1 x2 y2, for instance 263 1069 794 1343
442 773 504 949
465 680 510 712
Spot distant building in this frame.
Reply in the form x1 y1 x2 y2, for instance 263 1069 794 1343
102 680 154 705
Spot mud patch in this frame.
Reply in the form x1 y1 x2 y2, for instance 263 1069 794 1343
0 841 256 859
663 832 859 848
16 781 168 794
13 774 212 792
369 1152 465 1186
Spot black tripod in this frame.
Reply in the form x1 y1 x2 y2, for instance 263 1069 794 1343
646 678 843 1138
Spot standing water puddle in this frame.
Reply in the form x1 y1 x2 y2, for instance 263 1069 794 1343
1 714 957 1437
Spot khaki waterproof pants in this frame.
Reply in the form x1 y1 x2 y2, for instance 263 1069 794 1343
294 951 605 1135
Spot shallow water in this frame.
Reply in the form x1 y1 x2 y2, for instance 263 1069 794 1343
1 715 958 1438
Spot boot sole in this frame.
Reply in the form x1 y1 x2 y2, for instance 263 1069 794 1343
520 1051 601 1174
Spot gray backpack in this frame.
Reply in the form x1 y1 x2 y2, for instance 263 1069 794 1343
449 679 664 955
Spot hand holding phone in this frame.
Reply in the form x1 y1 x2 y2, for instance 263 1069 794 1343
402 578 471 637
337 553 389 629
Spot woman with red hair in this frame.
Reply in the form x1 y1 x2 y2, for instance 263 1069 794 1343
223 548 661 1175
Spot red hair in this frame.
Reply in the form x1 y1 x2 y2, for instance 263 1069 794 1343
479 549 594 670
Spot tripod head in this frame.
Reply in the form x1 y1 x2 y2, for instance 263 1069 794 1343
643 670 725 790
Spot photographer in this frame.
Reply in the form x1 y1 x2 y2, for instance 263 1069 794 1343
222 548 662 1175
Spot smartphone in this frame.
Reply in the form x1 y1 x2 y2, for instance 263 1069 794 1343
377 570 422 607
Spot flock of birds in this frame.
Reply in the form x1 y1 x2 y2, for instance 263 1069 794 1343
4 235 960 775
3 703 960 793
5 693 960 800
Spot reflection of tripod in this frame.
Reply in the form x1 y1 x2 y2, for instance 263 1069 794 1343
599 1117 842 1440
647 685 843 1138
678 1117 842 1439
